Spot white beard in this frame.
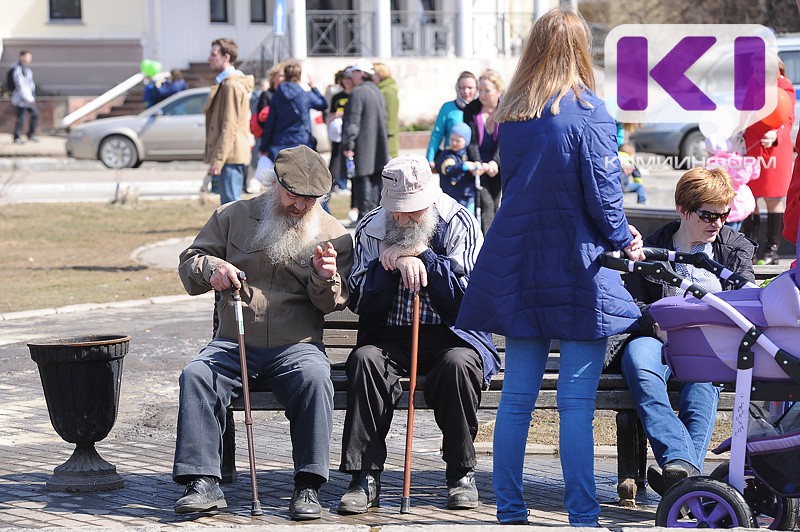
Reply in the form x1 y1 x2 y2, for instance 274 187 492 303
383 206 438 252
252 185 322 264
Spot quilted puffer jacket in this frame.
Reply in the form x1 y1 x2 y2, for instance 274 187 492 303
456 89 640 340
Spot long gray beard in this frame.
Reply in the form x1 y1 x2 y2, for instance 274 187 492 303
383 207 438 252
253 185 322 264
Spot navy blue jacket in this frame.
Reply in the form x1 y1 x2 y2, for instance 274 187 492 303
457 89 640 340
260 81 327 161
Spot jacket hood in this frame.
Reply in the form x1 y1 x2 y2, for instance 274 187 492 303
278 81 305 99
225 72 255 93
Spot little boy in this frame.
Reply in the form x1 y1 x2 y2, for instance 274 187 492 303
619 142 646 205
434 122 482 215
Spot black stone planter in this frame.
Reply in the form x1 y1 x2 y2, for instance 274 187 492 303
27 334 129 492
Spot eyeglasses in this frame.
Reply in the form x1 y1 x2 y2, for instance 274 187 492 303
694 209 731 223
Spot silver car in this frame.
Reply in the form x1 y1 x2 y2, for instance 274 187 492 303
66 87 210 169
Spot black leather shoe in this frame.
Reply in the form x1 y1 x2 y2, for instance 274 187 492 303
174 476 227 514
289 486 321 521
447 469 479 509
647 464 667 496
663 459 700 490
337 471 380 514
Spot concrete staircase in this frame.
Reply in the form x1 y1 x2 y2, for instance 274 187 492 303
95 61 220 120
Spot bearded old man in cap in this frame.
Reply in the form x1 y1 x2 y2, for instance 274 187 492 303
173 145 354 520
338 154 500 513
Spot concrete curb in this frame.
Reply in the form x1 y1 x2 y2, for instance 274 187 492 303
0 292 214 321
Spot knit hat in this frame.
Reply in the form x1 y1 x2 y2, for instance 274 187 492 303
273 145 332 198
450 122 472 145
381 155 442 213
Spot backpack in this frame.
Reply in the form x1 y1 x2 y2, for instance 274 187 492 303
5 66 16 94
249 105 270 138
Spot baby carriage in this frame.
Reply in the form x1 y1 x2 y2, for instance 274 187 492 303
603 244 800 529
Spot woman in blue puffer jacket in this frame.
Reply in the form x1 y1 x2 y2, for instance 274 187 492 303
456 8 644 527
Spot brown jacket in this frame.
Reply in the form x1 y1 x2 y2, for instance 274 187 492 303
204 71 255 168
179 194 354 348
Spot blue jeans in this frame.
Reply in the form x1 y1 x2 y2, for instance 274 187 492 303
494 336 606 527
623 181 646 204
14 104 39 140
219 163 245 204
620 336 720 471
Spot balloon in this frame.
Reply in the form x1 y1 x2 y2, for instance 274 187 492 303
139 59 162 78
760 88 793 129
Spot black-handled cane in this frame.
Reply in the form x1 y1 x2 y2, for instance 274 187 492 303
401 291 421 513
233 271 262 516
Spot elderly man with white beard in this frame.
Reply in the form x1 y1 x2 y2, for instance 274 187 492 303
337 155 500 514
173 145 353 520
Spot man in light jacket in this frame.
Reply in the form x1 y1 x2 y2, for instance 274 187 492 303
11 50 38 144
204 38 254 204
173 146 354 520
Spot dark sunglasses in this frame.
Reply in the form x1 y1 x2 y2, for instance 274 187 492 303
694 209 731 223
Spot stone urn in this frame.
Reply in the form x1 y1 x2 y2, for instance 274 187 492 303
28 334 130 492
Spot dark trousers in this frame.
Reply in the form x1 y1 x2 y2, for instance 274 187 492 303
173 339 333 484
353 171 383 218
479 175 501 234
340 325 483 479
14 104 39 140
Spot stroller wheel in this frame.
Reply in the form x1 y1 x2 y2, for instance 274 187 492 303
655 477 756 528
710 461 799 530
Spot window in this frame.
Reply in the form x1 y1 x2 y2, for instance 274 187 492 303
49 0 81 20
162 94 208 116
210 0 228 23
251 0 268 23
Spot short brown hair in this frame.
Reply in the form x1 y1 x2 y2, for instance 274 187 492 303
674 168 735 213
283 60 302 82
211 38 238 63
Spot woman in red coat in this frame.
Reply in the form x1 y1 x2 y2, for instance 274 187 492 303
741 61 796 264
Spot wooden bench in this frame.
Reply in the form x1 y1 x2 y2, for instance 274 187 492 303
224 264 782 506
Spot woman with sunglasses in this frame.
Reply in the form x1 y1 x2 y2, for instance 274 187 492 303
617 167 755 495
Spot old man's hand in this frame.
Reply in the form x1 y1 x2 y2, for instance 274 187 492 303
380 243 428 271
210 261 243 291
313 242 338 280
396 256 427 293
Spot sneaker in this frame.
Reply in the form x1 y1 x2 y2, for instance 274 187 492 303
27 136 39 143
289 486 322 520
13 138 25 144
348 208 359 223
338 471 380 514
174 476 226 514
447 469 479 509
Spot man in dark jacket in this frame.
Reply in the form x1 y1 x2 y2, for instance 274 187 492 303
337 155 499 514
619 167 755 495
341 58 389 222
259 60 327 161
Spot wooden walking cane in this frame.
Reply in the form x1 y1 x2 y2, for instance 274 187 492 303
233 271 263 516
400 291 421 514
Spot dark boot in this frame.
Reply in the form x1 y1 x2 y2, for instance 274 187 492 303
758 213 784 265
740 213 761 240
289 486 322 521
174 476 227 514
337 471 380 514
663 459 700 490
647 464 667 496
447 468 479 509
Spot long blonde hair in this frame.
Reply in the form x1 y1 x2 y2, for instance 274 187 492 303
496 9 595 123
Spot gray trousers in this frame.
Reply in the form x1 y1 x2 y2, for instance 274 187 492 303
173 339 333 484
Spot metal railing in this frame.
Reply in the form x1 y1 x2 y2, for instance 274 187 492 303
390 11 457 57
472 11 534 57
307 10 375 57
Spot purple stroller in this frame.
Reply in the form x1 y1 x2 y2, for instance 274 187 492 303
603 246 800 528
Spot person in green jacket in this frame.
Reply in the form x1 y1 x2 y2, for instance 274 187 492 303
374 62 399 158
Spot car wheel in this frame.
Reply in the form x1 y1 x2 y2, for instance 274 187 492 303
99 135 139 169
674 130 706 170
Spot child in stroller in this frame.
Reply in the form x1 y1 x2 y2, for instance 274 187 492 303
603 227 800 528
